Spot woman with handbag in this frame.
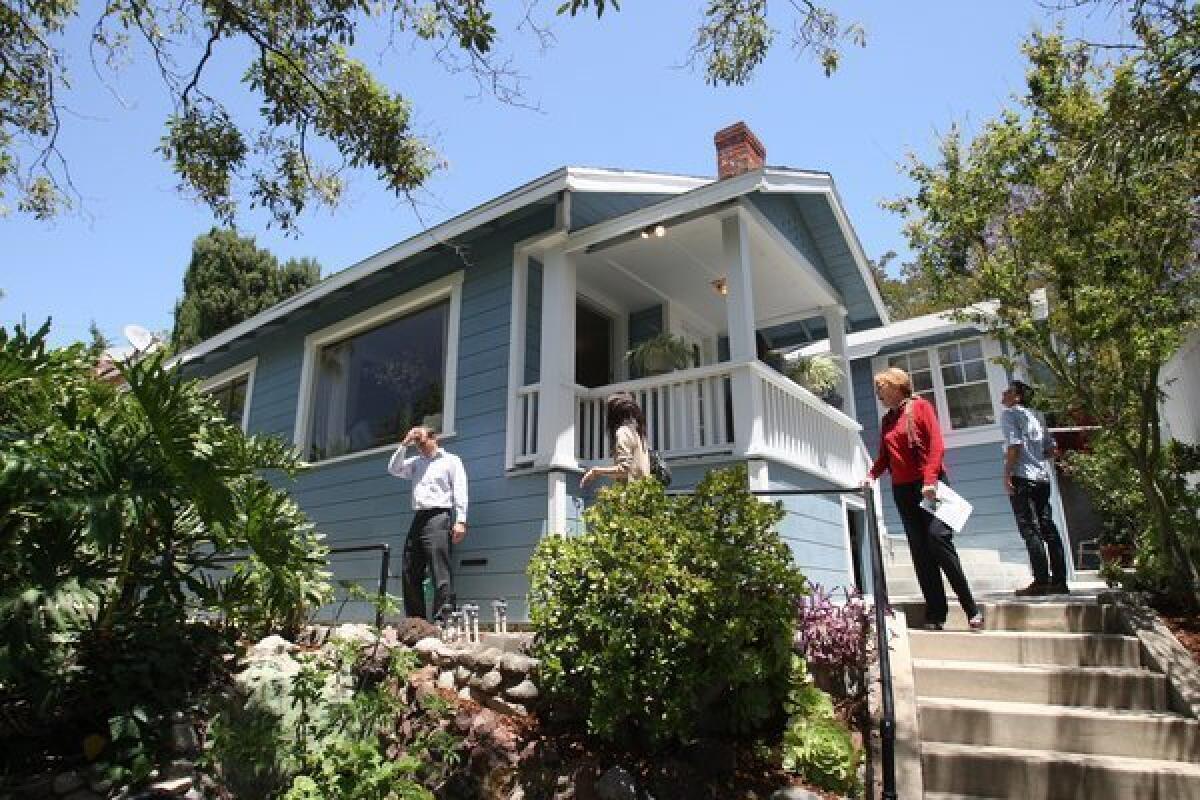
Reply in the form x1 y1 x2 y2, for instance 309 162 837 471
864 367 983 631
580 392 651 487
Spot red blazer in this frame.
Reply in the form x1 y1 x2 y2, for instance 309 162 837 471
869 396 946 487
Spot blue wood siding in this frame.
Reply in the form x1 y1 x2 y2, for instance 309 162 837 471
569 191 675 230
185 208 558 624
765 464 853 592
750 193 882 332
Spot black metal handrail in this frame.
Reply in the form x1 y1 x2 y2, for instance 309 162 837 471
212 543 392 629
669 483 897 800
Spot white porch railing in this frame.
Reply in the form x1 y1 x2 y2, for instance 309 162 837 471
575 362 737 464
561 361 868 486
510 383 540 466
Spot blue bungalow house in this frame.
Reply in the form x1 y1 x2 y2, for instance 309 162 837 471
178 123 897 620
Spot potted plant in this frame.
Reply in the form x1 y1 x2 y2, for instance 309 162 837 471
784 355 845 407
626 332 694 377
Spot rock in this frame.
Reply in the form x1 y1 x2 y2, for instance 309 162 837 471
395 616 441 646
480 669 504 693
469 708 500 738
504 679 539 703
247 634 295 659
509 786 527 800
149 775 193 795
594 767 638 800
458 686 473 700
329 623 377 646
409 664 438 685
169 721 200 755
483 696 528 717
455 665 473 685
456 649 479 670
473 647 504 671
769 789 823 800
53 771 85 795
414 637 442 662
498 653 539 679
437 669 458 690
434 645 461 668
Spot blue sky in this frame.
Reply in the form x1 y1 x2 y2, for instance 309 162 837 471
1 1 1128 346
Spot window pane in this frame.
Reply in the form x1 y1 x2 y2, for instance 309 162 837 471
887 355 906 369
960 340 983 361
912 371 934 392
946 383 994 428
964 360 987 383
309 302 449 461
941 364 965 386
937 344 959 365
908 350 930 371
226 375 248 426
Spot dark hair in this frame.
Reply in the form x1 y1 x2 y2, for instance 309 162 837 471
1010 380 1033 405
605 392 647 451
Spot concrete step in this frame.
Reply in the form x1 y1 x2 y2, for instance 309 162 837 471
899 600 1116 633
884 544 1005 567
918 696 1200 761
909 630 1141 667
924 795 1003 800
921 741 1200 800
912 659 1168 710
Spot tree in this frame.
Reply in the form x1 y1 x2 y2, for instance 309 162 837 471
869 250 957 321
4 1 860 230
889 8 1200 599
171 228 321 351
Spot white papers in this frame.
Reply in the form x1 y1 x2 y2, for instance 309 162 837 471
920 481 974 533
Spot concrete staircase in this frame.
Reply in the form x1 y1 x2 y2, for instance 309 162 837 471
907 599 1200 799
884 535 1033 598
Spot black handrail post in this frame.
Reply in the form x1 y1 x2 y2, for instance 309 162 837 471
863 483 898 800
376 544 391 631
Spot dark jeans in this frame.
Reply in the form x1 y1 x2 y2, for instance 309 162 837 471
894 482 979 624
1009 477 1067 585
402 508 455 620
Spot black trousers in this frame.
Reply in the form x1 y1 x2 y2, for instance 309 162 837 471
1010 477 1067 585
893 482 979 624
402 508 455 621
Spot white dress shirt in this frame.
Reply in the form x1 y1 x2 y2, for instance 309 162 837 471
387 446 469 524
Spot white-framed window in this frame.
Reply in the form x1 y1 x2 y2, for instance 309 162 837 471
201 358 257 431
294 272 463 465
874 336 1007 444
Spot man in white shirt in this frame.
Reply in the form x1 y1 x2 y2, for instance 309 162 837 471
388 426 469 620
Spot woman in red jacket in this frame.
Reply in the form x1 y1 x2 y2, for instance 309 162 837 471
865 367 982 631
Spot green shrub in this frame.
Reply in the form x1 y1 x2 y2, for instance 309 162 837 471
781 657 861 795
528 466 807 748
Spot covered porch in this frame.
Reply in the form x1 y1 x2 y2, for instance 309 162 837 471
504 197 869 489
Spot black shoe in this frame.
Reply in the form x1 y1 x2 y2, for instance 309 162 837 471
1014 581 1048 597
1045 581 1070 595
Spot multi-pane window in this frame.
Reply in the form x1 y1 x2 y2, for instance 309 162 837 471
886 350 936 408
880 338 998 432
210 373 250 428
938 340 994 428
307 300 449 462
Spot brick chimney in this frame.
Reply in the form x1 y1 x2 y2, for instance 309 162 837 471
714 121 766 180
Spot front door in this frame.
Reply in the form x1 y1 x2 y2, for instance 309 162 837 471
576 301 613 389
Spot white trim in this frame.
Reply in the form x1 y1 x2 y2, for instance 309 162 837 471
293 271 464 463
564 168 711 194
547 471 568 536
871 335 1006 442
200 357 257 432
738 198 841 309
840 494 866 592
504 251 530 471
789 302 1002 362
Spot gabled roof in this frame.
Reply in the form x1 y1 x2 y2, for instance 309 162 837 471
787 302 1000 362
174 165 889 366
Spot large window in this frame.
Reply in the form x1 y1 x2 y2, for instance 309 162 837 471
307 300 449 462
296 273 462 465
877 337 1002 437
201 358 256 431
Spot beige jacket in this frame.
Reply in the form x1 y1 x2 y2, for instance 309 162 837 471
614 424 651 481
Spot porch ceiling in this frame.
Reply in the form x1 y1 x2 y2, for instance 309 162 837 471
573 211 837 329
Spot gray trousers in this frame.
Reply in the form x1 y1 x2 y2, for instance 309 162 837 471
402 508 455 620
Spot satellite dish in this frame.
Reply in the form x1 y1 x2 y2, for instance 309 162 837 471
123 324 156 352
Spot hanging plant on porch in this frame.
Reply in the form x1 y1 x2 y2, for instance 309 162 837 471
625 332 694 377
785 355 844 401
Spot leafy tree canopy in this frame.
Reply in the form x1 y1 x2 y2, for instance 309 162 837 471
869 250 957 321
171 227 321 351
889 1 1200 597
3 0 861 231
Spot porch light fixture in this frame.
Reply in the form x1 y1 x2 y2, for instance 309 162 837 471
639 224 667 239
711 277 728 296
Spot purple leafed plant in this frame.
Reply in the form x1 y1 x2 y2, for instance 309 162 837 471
793 584 871 674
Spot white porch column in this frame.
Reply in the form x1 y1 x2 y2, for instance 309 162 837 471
722 212 765 456
822 306 856 420
504 252 529 469
537 248 577 469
